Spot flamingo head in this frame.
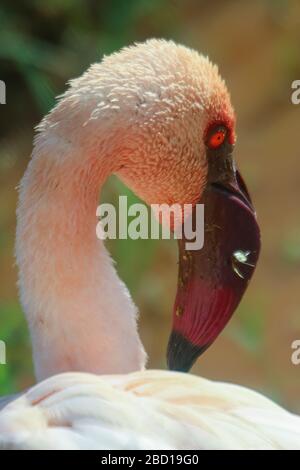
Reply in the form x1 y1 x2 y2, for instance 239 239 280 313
123 43 263 372
66 40 260 372
111 41 260 372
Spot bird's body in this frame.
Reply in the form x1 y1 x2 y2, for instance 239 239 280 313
0 39 299 450
0 396 18 412
1 370 300 450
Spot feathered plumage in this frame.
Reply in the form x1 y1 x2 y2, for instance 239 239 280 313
1 371 300 450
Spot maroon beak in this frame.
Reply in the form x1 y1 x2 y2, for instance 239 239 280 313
167 156 261 372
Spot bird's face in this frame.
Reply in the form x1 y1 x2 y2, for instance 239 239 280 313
116 41 260 372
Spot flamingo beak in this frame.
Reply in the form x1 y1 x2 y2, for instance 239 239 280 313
167 152 261 372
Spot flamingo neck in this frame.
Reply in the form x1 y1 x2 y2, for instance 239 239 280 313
16 116 146 381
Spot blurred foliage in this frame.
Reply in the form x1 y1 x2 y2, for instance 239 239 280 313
282 230 300 266
0 0 300 410
0 302 32 394
228 301 266 355
0 0 174 133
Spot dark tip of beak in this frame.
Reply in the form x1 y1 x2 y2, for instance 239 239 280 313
167 330 209 372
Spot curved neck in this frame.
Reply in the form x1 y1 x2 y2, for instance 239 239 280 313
16 108 146 381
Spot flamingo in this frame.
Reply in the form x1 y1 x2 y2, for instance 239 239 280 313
0 39 299 450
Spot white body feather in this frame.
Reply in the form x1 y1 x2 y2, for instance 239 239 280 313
1 371 300 450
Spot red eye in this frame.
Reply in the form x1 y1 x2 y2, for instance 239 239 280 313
207 127 227 149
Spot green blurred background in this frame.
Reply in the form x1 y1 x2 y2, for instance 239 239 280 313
0 0 300 411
